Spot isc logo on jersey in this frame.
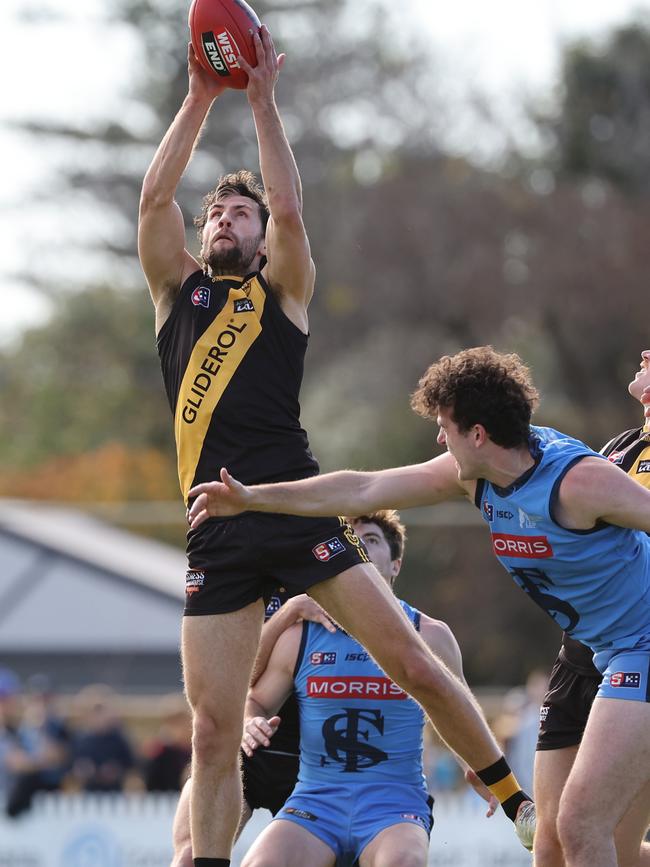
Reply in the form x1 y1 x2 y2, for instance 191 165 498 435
491 533 553 559
609 671 641 688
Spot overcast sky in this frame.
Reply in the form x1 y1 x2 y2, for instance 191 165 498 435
1 0 649 344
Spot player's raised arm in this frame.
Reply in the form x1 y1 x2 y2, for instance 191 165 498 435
187 453 470 528
239 25 315 331
243 623 302 756
556 455 650 533
138 44 228 332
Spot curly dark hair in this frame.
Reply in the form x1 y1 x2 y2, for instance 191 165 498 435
410 346 540 448
194 170 270 263
348 510 407 561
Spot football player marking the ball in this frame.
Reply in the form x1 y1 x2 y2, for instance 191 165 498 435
139 12 530 867
188 346 650 867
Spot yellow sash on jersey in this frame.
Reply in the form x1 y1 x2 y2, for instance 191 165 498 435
175 278 266 502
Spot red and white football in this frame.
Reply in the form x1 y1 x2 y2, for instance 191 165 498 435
189 0 261 89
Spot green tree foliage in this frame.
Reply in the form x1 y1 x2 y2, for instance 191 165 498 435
538 19 650 193
4 4 650 684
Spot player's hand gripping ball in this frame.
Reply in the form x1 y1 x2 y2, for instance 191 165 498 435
189 0 261 89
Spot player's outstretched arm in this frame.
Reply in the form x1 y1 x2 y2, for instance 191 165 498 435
138 44 227 330
243 624 302 756
187 453 469 529
240 26 314 326
557 455 650 532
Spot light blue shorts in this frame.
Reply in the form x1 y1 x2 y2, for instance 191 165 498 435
275 780 433 866
594 647 650 702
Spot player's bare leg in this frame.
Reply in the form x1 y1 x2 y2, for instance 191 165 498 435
241 818 335 867
171 777 253 866
614 778 650 867
557 698 650 867
309 565 509 776
182 600 264 860
358 823 429 867
533 746 579 866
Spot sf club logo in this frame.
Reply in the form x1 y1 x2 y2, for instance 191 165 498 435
191 285 211 308
320 708 388 773
312 537 346 562
509 566 579 632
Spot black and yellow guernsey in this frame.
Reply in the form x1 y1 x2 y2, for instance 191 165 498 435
157 269 319 505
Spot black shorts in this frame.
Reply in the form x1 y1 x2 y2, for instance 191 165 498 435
536 655 601 751
184 513 369 615
242 748 299 815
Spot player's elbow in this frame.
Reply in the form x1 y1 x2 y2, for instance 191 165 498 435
139 184 174 218
269 196 303 227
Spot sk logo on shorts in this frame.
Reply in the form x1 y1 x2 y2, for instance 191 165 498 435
312 537 346 562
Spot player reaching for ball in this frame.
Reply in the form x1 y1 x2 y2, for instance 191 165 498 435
138 15 531 867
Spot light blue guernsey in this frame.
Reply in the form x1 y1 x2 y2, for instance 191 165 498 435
293 600 427 789
475 426 650 653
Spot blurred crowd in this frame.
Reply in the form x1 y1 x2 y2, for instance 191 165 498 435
0 665 543 818
0 668 191 818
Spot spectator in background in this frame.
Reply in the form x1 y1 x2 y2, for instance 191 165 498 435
70 684 135 792
503 669 548 798
143 696 191 793
4 673 70 817
0 669 24 805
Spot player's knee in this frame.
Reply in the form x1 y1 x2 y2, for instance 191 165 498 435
390 647 447 699
191 708 240 766
532 822 564 866
556 800 593 860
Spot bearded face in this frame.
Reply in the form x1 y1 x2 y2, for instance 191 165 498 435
206 231 264 276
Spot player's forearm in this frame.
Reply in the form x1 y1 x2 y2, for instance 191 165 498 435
250 605 298 686
246 470 375 517
141 94 215 207
250 98 303 215
244 694 273 723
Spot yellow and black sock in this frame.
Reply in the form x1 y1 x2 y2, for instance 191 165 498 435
476 756 530 822
193 860 230 867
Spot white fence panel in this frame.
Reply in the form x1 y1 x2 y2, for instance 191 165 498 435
0 793 532 866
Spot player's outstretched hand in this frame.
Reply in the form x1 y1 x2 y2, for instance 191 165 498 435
187 42 228 102
642 385 650 421
239 24 285 106
284 594 336 633
242 715 281 757
187 468 250 528
464 769 498 817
